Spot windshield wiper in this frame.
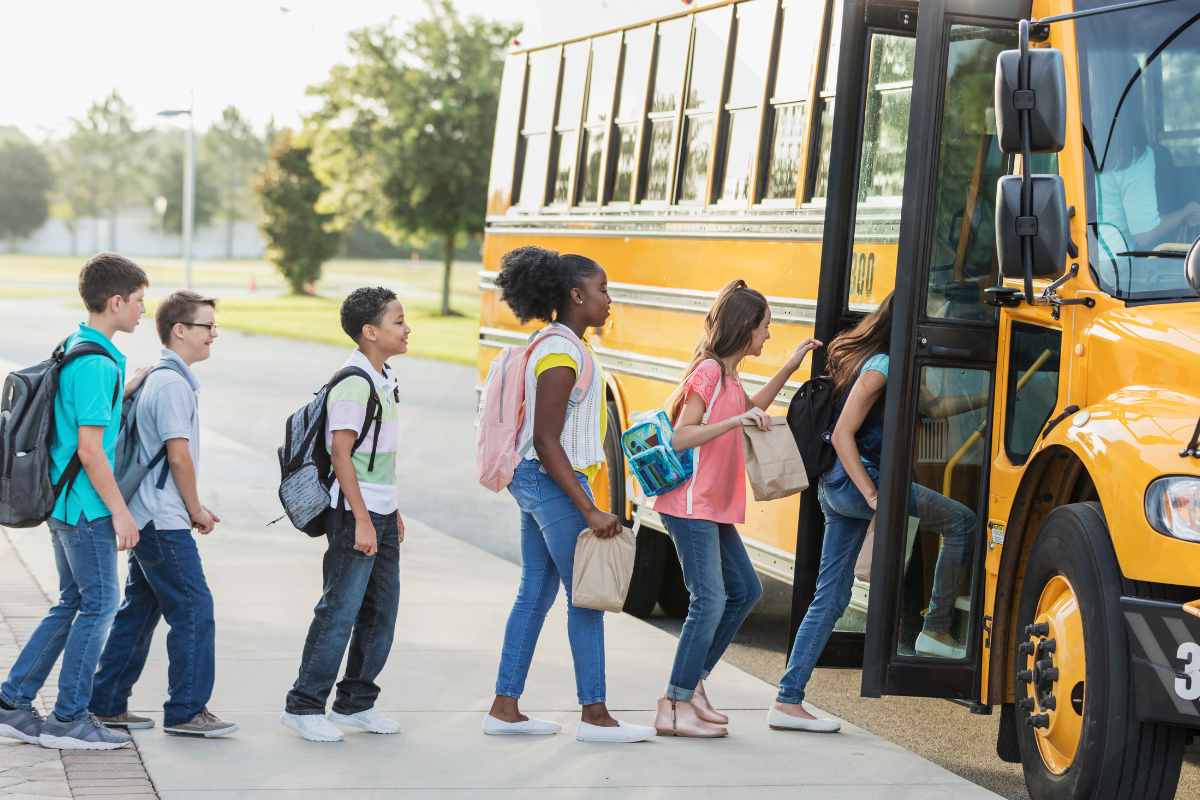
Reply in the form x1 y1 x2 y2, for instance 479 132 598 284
1116 250 1187 258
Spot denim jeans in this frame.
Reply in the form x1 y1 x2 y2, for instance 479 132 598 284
285 509 400 715
90 523 215 726
777 467 975 704
660 514 762 701
495 459 606 706
1 516 119 721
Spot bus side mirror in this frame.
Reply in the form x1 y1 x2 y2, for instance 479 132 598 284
1187 236 1200 293
995 48 1066 154
996 175 1068 279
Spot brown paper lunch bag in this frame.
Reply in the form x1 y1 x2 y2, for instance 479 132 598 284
742 416 809 501
571 527 637 613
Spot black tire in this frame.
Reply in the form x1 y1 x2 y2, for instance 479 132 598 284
1015 502 1186 800
602 400 629 524
658 544 690 619
623 528 667 618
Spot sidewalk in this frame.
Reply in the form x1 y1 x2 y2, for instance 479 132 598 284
2 515 1001 800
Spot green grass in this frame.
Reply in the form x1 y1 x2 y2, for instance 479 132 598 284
5 254 483 366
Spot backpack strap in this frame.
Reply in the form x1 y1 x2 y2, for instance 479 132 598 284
685 360 724 516
52 342 121 504
323 366 385 507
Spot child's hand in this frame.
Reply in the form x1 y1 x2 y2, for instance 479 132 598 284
740 406 772 431
124 366 151 399
354 516 378 556
396 512 405 543
788 339 823 370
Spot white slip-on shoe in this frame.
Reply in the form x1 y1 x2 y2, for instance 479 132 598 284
328 709 401 735
280 712 344 742
915 631 966 660
482 714 562 736
576 719 655 743
767 707 841 733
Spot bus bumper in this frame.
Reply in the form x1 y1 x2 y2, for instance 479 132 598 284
1121 597 1200 729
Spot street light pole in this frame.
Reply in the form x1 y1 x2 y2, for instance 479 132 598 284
157 107 196 289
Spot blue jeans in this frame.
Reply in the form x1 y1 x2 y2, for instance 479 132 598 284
90 523 215 726
286 509 400 715
777 467 975 704
1 516 119 721
660 515 762 701
495 460 606 705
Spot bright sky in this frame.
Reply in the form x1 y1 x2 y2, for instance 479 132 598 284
1 0 689 142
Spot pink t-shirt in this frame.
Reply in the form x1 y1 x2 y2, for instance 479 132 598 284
654 360 748 524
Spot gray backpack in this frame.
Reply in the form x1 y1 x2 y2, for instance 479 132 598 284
276 366 382 537
0 340 119 528
114 361 190 502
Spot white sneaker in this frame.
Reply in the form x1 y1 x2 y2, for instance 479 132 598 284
328 709 401 735
767 707 841 733
280 712 344 742
576 719 655 743
915 630 966 659
482 714 562 736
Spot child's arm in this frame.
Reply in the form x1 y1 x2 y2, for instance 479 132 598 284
330 428 377 556
748 338 822 410
77 426 139 550
165 439 216 534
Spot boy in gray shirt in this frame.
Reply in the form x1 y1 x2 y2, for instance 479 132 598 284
90 291 237 738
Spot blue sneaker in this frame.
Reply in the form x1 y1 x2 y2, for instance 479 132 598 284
39 713 132 750
0 704 42 744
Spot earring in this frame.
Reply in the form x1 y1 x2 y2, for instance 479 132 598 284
576 298 584 304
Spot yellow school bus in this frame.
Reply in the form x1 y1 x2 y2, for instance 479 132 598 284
480 1 1200 796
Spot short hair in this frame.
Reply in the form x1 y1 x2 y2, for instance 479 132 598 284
340 286 398 342
156 290 217 345
78 252 149 313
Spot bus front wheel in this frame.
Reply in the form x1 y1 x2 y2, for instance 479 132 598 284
1014 502 1185 800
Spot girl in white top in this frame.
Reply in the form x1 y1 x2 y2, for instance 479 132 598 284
484 246 654 744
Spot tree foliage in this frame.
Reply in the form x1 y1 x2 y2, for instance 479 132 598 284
307 0 518 314
147 138 218 235
0 136 53 245
203 106 266 256
254 131 340 294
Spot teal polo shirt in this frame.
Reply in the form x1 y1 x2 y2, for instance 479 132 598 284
49 324 127 525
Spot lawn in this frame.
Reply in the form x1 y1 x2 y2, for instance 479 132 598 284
2 254 483 365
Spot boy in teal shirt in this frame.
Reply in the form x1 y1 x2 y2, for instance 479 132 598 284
0 253 148 751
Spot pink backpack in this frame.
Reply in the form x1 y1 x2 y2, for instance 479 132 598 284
476 326 596 492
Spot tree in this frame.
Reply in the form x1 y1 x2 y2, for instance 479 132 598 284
203 106 266 258
307 0 518 315
47 134 103 256
147 137 217 235
65 91 144 249
0 136 53 248
254 131 340 294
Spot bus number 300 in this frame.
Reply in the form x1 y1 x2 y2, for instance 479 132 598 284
851 252 876 299
1177 642 1200 702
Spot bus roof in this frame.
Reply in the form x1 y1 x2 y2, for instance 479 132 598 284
511 0 735 54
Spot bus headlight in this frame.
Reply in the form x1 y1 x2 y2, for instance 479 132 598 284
1145 477 1200 543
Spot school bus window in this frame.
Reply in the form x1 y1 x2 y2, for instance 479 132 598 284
1161 49 1200 167
641 17 691 202
578 33 621 205
518 48 560 209
810 0 843 200
1005 324 1062 465
854 35 913 203
487 53 526 215
719 0 775 204
678 7 732 203
551 42 589 205
611 26 653 204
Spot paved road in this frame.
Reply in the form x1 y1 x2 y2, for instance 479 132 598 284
1 296 1195 799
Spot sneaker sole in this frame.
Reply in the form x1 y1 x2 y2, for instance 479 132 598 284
100 720 155 730
279 714 342 743
163 723 240 738
327 715 400 735
39 734 131 750
0 723 40 745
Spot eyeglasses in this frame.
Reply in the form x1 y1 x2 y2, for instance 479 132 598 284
178 322 217 332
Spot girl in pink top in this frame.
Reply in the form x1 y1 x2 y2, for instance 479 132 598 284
652 280 820 738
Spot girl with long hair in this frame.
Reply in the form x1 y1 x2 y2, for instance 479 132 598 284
483 246 654 744
770 293 977 731
652 280 821 738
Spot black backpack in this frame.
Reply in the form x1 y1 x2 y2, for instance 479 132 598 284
276 366 383 537
0 340 119 527
786 375 845 482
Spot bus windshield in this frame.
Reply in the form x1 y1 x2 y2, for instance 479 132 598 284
1077 0 1200 301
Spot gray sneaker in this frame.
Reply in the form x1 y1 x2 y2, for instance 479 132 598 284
39 713 132 750
163 708 238 738
95 711 155 730
0 704 42 744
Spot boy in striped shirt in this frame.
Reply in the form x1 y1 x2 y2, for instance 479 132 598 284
282 287 410 743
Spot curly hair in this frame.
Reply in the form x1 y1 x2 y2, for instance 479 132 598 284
340 286 398 342
494 246 600 323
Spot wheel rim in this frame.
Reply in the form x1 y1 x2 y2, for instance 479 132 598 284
1021 574 1086 776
